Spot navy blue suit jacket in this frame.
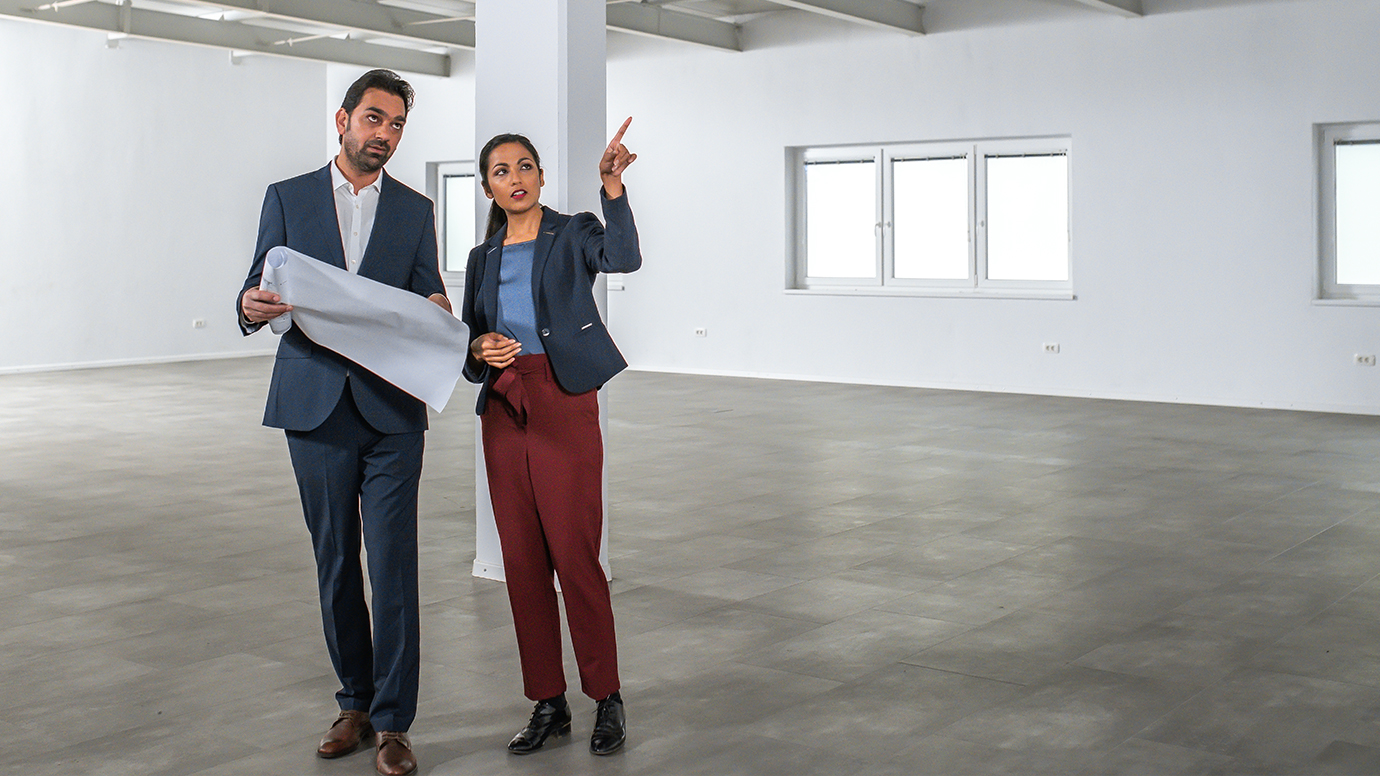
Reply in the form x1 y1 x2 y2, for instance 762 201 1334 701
239 164 446 434
461 189 641 415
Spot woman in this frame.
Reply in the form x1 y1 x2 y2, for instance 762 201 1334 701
460 119 640 757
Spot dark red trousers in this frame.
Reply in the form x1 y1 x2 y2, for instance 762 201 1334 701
482 354 620 701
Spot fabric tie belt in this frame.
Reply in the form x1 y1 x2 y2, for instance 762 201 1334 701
490 354 551 427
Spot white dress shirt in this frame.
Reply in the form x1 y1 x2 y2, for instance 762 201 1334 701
330 159 383 275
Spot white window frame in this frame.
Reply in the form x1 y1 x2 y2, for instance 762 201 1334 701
1318 121 1380 304
789 136 1073 299
427 160 477 286
796 147 883 288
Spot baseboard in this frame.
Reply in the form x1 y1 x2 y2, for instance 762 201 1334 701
0 349 274 376
624 365 1380 418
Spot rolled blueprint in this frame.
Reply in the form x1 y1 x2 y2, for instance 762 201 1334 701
259 250 293 334
259 246 468 412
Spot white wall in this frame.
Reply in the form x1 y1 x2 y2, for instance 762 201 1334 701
0 21 325 371
9 1 1380 415
0 23 477 374
591 0 1380 414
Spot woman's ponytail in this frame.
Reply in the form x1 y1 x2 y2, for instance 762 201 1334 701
485 200 507 240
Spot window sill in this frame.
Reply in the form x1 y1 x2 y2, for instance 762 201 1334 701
1314 297 1380 308
786 286 1076 301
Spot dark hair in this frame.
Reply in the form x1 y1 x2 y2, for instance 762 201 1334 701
339 69 415 143
479 133 543 240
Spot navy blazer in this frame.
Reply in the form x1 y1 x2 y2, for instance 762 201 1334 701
461 189 641 415
238 164 446 434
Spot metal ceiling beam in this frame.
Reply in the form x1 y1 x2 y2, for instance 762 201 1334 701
605 2 740 51
770 0 924 35
176 0 476 49
0 0 451 76
1066 0 1142 17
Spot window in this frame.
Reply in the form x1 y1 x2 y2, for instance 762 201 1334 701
1319 123 1380 301
430 160 476 276
791 138 1072 296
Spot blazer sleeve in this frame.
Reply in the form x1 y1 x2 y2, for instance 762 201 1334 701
460 242 489 385
578 187 642 275
409 205 446 299
236 183 286 336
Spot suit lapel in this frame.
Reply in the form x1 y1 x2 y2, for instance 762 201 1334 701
314 164 347 269
480 226 506 327
529 207 560 306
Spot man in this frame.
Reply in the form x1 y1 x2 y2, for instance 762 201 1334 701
238 69 449 776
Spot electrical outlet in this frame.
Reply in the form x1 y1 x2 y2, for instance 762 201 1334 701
1355 354 1375 367
1043 342 1060 354
192 319 206 329
694 327 707 337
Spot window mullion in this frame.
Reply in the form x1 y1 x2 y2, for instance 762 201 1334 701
881 147 894 285
972 146 986 289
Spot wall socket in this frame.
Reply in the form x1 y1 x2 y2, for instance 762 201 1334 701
1355 353 1375 367
192 319 206 329
1043 342 1060 354
694 327 707 337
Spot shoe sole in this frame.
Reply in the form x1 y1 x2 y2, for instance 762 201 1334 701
507 722 571 755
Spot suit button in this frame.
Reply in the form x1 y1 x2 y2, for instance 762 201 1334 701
540 328 550 336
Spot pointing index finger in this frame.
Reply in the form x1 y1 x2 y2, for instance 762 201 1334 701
607 117 632 151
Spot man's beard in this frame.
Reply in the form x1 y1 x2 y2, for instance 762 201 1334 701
345 135 391 173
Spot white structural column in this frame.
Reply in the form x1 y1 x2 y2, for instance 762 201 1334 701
472 0 611 581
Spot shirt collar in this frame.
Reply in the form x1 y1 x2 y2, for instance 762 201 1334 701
330 158 384 195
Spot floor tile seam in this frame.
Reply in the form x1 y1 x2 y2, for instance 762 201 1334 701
710 653 862 685
31 657 333 716
1068 738 1228 776
1335 505 1380 529
1120 657 1380 756
7 716 151 758
892 658 1029 688
855 594 989 626
1120 665 1288 758
1271 599 1380 642
1259 519 1370 566
87 600 320 659
719 602 842 630
0 613 228 662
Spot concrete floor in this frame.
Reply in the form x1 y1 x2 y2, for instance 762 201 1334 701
3 357 1380 775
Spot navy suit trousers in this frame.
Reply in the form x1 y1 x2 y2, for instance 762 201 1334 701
285 384 422 732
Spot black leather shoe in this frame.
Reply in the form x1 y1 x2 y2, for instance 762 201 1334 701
507 698 572 754
590 692 626 755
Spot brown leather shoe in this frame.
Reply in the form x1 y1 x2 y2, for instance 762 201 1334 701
317 710 373 759
376 731 417 776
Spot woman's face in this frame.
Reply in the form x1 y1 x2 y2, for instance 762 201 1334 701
484 142 543 215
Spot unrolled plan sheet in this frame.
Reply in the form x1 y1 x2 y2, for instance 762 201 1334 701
261 246 468 412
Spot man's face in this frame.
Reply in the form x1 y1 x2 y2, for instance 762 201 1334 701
336 88 407 175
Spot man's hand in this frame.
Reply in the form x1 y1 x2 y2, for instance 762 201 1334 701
428 293 452 314
470 332 521 369
241 287 292 324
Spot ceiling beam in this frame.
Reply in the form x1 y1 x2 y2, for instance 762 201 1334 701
0 0 451 76
770 0 924 35
1066 0 1142 17
176 0 476 49
605 2 740 52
